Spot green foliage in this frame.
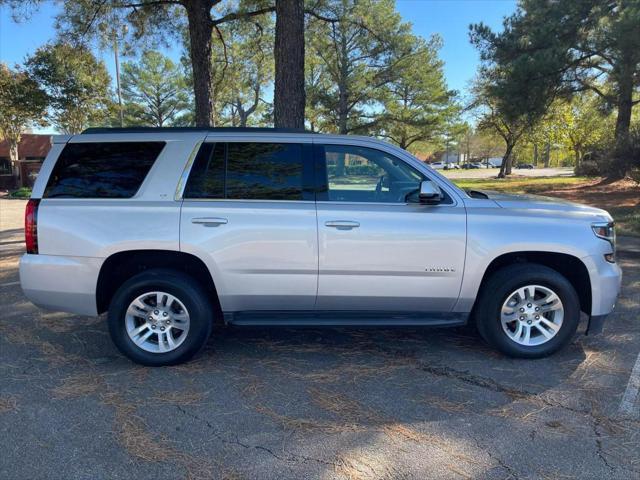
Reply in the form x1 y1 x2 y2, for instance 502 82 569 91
25 42 113 133
305 0 416 134
377 35 458 151
470 0 640 177
0 63 47 161
121 51 190 127
210 16 274 126
8 187 32 198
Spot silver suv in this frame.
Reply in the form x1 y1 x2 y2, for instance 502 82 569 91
19 128 622 365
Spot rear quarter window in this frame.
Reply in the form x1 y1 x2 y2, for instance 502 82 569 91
43 142 165 198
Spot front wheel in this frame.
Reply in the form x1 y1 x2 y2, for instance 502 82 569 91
107 269 214 366
474 264 581 358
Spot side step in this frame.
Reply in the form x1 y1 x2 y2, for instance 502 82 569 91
224 311 468 327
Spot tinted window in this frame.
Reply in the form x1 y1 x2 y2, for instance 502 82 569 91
184 142 305 201
226 143 303 200
183 142 225 199
44 142 164 198
321 145 424 203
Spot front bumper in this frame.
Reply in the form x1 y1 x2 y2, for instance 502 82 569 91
581 253 622 335
586 315 608 335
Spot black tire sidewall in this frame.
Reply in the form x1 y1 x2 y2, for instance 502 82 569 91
107 269 213 366
476 264 581 358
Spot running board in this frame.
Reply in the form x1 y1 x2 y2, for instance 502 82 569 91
224 311 468 327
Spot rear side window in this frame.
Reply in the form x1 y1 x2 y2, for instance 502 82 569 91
44 142 165 198
184 142 308 201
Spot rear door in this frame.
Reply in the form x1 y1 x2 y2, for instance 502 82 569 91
179 138 318 312
314 142 466 312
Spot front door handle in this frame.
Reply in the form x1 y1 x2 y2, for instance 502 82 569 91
192 217 228 227
325 220 360 230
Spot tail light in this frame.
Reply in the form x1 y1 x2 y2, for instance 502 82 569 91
25 199 40 254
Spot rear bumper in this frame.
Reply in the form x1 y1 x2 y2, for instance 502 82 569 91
19 254 101 316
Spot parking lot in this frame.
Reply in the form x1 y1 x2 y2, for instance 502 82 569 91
1 198 639 480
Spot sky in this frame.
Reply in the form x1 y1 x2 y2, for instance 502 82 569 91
0 0 516 132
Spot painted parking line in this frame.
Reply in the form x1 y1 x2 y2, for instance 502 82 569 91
619 351 640 418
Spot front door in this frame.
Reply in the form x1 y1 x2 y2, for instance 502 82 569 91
315 143 466 312
180 140 318 312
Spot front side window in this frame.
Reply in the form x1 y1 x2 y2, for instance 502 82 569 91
184 142 307 201
44 142 165 198
320 145 424 203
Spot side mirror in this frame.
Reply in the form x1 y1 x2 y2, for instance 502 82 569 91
419 180 443 204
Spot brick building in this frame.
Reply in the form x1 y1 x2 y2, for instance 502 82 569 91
0 134 52 190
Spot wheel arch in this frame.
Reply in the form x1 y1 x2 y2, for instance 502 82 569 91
96 249 223 321
472 251 592 316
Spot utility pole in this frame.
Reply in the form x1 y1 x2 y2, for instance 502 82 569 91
114 33 123 127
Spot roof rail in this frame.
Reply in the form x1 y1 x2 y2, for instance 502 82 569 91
81 127 309 134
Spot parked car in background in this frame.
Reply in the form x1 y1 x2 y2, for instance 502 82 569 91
430 161 445 170
516 163 535 169
461 163 480 169
20 127 621 366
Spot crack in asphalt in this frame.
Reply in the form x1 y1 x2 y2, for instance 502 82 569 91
415 362 590 415
415 361 630 474
471 436 519 480
174 404 338 468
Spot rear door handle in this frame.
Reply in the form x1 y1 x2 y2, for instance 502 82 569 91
325 220 360 230
191 217 228 226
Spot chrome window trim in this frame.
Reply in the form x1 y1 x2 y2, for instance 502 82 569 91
180 198 316 205
315 200 459 208
175 140 203 201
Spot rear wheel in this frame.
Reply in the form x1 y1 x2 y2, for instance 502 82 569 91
475 264 580 358
107 269 213 366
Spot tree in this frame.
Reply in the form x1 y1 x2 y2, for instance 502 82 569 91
377 35 456 150
211 15 274 127
470 0 640 177
0 63 47 164
556 95 610 166
470 72 542 177
121 51 190 127
305 0 416 134
274 0 305 128
2 0 276 127
25 42 112 134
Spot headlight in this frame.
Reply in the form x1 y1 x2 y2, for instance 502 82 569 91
592 222 616 262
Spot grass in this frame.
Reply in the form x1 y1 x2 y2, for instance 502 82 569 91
450 176 590 194
8 187 32 199
608 206 640 237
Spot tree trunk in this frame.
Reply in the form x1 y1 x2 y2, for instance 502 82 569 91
611 68 634 178
274 0 305 129
533 143 538 166
543 142 550 168
185 0 214 127
337 26 349 134
498 142 514 178
8 139 19 164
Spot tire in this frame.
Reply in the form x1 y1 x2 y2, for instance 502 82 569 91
107 269 214 366
474 263 580 359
